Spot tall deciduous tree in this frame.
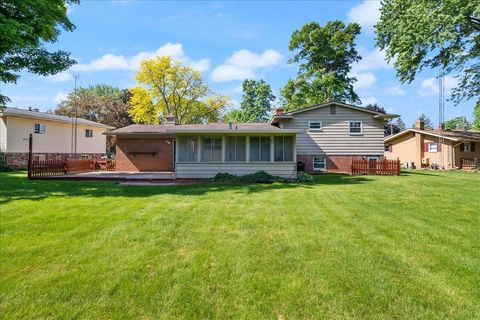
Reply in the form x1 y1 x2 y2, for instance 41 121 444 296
444 116 472 130
224 79 275 122
414 114 434 129
128 56 229 124
55 84 133 151
281 20 362 111
376 0 480 104
0 0 79 108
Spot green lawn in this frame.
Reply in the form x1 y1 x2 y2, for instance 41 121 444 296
1 171 479 319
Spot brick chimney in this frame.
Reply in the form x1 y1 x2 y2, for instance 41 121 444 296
415 118 425 130
275 107 284 116
165 114 177 125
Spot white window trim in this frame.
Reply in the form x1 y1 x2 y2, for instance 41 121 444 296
85 129 93 138
308 121 323 131
313 156 326 171
428 143 438 152
366 156 379 161
463 142 471 152
348 121 363 135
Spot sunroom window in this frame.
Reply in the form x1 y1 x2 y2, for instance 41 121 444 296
274 136 293 162
250 137 270 162
178 136 198 162
202 137 222 162
226 136 246 162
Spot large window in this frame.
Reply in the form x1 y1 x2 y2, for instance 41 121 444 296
349 121 362 134
178 136 198 162
202 137 222 162
250 137 270 162
274 136 294 162
34 123 45 134
313 157 326 171
226 136 246 162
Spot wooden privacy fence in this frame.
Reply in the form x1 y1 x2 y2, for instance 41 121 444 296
352 159 400 176
29 159 116 179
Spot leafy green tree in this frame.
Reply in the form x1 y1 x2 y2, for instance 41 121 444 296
375 0 480 104
55 84 133 151
444 116 472 130
394 117 406 132
0 0 79 108
472 99 480 130
128 56 229 124
224 79 275 122
413 114 434 129
281 21 362 112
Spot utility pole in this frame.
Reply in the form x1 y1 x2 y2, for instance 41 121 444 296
73 75 79 154
438 65 445 169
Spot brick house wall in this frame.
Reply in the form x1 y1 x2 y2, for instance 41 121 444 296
297 154 384 174
116 137 174 172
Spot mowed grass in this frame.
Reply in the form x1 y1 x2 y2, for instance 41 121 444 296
0 171 479 319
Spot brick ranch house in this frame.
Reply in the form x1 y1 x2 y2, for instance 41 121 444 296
0 107 113 168
384 118 480 169
107 102 397 178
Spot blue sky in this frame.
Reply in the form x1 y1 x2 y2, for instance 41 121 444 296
2 0 476 126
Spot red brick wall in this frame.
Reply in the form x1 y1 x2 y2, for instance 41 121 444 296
297 155 384 174
116 137 174 172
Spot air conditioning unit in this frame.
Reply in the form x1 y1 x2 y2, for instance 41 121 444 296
422 157 429 164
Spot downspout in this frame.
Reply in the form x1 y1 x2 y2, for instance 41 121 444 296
452 142 463 169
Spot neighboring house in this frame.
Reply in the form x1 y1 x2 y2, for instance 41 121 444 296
107 102 395 177
384 118 480 169
0 107 114 168
270 102 397 173
106 115 300 178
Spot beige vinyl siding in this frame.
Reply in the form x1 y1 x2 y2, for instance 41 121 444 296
5 116 107 153
283 105 385 155
0 117 6 152
175 162 296 179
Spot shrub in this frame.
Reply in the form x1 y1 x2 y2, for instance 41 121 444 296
212 171 285 183
297 171 314 182
238 170 285 183
212 172 238 182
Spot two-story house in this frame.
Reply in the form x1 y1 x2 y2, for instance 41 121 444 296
384 118 480 169
270 102 397 173
0 107 114 168
106 102 396 177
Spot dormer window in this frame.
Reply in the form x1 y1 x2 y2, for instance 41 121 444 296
308 121 322 131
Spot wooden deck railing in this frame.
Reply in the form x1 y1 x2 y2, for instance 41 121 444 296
461 158 479 169
352 159 400 176
29 159 116 179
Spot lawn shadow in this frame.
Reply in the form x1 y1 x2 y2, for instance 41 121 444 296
0 172 373 204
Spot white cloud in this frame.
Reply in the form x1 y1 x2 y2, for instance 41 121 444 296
211 65 254 82
211 49 283 82
72 43 210 73
353 72 377 90
53 92 69 104
43 71 73 82
347 1 381 29
361 96 379 105
352 47 392 73
418 76 458 97
385 86 406 96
